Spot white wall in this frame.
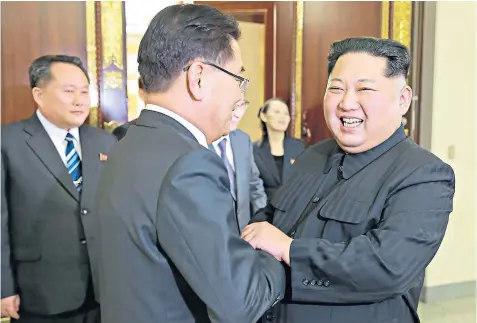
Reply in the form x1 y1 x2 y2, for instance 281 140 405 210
423 1 477 288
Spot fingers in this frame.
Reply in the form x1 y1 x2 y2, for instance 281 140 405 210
14 295 20 312
1 295 20 319
240 224 255 238
1 305 19 319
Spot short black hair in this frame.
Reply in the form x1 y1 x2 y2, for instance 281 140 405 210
327 37 411 78
138 4 240 93
28 55 90 89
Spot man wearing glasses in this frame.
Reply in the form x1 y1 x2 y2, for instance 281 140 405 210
96 4 285 323
210 99 268 232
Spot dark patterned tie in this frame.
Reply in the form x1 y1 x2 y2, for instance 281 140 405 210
65 133 82 192
218 138 236 195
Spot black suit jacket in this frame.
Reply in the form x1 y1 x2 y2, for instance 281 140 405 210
255 129 455 323
1 114 116 315
112 119 137 141
97 110 285 323
253 137 305 201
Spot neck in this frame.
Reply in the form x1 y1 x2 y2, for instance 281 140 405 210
267 129 285 145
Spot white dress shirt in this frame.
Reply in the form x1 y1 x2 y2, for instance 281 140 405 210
144 104 208 148
212 135 235 171
36 109 82 166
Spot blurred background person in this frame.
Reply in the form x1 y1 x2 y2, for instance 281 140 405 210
211 99 267 231
253 98 305 201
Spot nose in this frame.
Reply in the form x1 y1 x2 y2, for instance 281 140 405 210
338 90 360 111
73 92 82 107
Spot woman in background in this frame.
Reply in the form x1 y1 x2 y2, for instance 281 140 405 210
253 98 306 201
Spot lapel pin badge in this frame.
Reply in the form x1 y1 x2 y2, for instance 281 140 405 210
290 159 295 164
99 153 108 162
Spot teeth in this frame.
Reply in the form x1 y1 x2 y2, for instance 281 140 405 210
342 117 362 123
341 117 363 128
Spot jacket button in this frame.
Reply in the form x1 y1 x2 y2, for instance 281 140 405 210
81 209 89 215
312 196 320 203
302 278 310 286
265 313 274 321
317 280 323 286
324 280 330 287
310 280 317 286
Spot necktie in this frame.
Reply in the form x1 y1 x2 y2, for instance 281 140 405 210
65 133 82 192
218 138 236 195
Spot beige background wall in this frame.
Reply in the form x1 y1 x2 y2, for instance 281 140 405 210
421 1 476 290
237 21 266 142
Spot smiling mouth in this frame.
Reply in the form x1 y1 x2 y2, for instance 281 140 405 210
340 117 363 128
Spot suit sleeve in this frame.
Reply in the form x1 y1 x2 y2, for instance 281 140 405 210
248 138 267 214
288 161 455 303
156 149 285 323
1 151 15 298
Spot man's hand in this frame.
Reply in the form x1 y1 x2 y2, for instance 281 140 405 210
241 222 293 265
1 295 20 319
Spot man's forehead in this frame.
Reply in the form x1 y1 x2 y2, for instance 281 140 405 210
333 53 387 75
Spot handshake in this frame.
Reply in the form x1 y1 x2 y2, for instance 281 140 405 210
241 222 293 265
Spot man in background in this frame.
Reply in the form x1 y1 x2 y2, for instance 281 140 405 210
211 99 267 230
1 55 116 322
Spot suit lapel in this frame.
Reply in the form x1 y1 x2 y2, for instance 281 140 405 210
78 126 102 205
24 116 79 201
255 139 281 185
210 139 237 202
282 138 294 181
229 132 246 223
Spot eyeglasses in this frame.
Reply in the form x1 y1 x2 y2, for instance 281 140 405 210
183 61 250 93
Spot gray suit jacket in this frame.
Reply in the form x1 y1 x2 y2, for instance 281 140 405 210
254 127 455 323
1 114 116 315
96 110 285 323
213 130 267 229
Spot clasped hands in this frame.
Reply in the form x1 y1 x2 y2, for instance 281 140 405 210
241 222 293 265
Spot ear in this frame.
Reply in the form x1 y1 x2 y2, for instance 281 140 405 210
399 85 412 115
31 87 44 108
186 62 206 101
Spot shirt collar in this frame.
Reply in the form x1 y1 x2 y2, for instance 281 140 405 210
324 124 407 178
36 109 80 141
144 104 208 148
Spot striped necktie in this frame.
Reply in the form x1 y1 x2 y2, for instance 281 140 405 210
65 133 82 192
218 138 236 195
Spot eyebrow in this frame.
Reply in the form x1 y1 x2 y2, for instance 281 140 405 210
63 84 89 89
329 78 376 83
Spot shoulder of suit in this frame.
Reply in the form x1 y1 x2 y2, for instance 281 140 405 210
1 119 31 146
1 119 25 134
395 139 452 171
298 138 336 160
230 129 251 142
285 136 306 147
80 124 117 144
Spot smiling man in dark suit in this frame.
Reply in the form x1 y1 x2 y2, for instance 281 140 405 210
96 4 285 323
243 37 455 323
1 55 116 322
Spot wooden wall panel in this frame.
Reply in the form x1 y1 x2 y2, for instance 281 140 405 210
302 1 382 144
1 1 86 125
275 1 294 103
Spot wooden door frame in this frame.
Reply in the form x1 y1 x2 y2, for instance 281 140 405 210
193 1 276 100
